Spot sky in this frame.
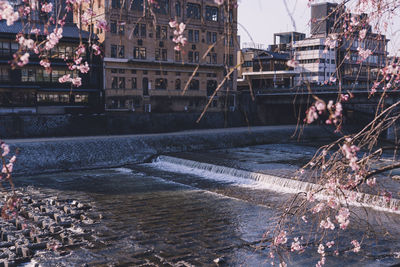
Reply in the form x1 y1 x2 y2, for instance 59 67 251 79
237 0 400 55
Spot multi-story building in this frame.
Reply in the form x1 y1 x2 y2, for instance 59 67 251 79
78 0 238 113
0 1 103 115
237 47 296 91
293 36 337 85
310 2 388 85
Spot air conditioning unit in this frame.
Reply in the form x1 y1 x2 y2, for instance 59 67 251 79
138 39 143 45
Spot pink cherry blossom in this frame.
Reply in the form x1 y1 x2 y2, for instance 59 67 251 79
274 231 287 246
17 53 30 67
40 59 51 68
351 240 360 253
41 2 53 13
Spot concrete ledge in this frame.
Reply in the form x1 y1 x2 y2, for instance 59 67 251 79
8 125 336 175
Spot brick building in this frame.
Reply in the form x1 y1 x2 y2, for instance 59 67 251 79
78 0 238 113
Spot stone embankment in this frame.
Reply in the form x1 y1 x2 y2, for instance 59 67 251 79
7 125 338 175
0 187 98 267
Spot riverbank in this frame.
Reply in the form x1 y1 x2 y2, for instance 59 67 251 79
8 125 343 175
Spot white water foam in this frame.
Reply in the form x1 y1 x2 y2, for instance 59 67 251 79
151 155 400 214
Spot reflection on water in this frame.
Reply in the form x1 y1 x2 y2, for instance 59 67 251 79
12 144 400 266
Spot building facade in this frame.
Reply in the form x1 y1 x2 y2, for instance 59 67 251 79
79 0 238 113
0 1 102 115
237 47 296 92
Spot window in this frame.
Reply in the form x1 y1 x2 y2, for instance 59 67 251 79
134 47 146 59
189 79 199 90
132 77 137 89
118 46 124 58
0 68 9 81
224 54 234 66
74 94 88 103
206 53 217 64
188 29 199 43
110 21 117 33
175 50 182 61
111 45 118 57
118 77 125 88
155 78 167 89
206 32 217 44
207 80 217 96
186 3 201 19
111 77 118 88
11 43 18 54
188 51 198 63
175 79 181 90
0 41 9 56
154 0 168 14
140 24 146 37
156 26 168 39
134 24 146 37
175 1 181 16
21 68 36 82
111 0 121 8
131 0 144 10
205 6 218 21
118 22 125 35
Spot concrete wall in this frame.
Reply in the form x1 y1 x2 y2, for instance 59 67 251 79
0 111 252 138
8 126 332 175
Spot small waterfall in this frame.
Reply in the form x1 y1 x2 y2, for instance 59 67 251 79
153 155 400 214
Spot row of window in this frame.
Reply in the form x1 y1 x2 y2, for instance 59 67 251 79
111 77 217 91
37 93 88 103
21 68 74 83
298 59 336 64
0 41 80 59
110 44 228 64
111 0 222 22
110 69 218 78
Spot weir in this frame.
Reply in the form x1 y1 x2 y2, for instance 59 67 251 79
9 125 336 175
153 155 400 213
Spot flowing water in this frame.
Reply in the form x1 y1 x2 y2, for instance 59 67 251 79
12 144 400 266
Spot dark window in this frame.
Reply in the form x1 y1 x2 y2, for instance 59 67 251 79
130 0 144 10
186 3 201 19
155 78 168 89
207 80 217 96
110 21 117 33
175 50 182 61
189 79 199 90
140 24 146 37
132 77 137 89
118 22 125 35
194 30 199 42
188 30 193 42
206 53 217 64
111 45 117 57
156 26 168 39
118 46 124 58
154 0 168 14
118 77 125 88
0 42 9 56
206 32 216 44
175 79 181 90
111 77 118 88
205 6 218 21
175 1 181 16
134 47 146 59
155 49 167 61
111 0 121 8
